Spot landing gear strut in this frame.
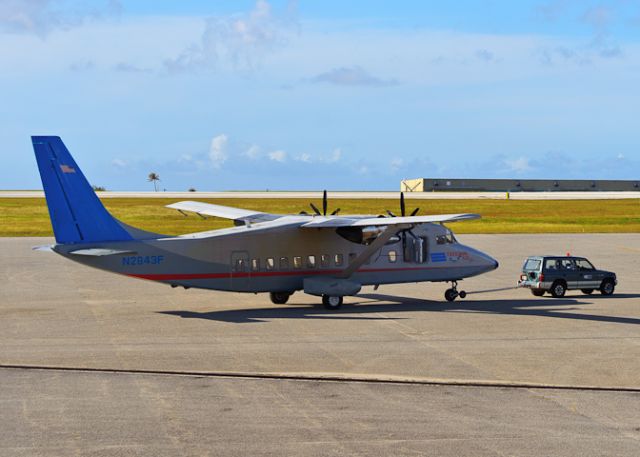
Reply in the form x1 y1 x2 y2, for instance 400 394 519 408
444 281 466 302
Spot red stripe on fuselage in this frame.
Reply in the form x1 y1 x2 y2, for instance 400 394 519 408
126 266 440 281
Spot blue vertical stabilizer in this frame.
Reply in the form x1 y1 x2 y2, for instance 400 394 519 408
32 136 133 244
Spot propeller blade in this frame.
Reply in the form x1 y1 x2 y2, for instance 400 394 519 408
400 192 406 217
331 208 341 215
385 210 396 217
309 203 321 215
322 190 327 216
410 207 420 216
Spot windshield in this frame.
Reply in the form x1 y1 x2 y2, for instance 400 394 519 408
575 258 595 270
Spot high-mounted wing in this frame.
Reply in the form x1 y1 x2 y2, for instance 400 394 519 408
301 213 480 228
166 201 281 224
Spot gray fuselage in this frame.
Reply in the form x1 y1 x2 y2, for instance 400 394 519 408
54 220 498 294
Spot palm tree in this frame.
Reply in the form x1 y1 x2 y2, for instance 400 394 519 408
147 172 160 192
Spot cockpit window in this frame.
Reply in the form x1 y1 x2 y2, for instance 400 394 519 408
436 231 456 245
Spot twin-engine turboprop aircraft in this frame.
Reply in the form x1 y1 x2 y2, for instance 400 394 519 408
32 136 498 309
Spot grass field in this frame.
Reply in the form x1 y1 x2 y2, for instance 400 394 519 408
1 197 639 237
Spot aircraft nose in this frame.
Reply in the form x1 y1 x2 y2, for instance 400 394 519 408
471 249 499 271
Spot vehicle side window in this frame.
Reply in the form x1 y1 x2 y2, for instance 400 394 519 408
251 258 259 272
234 258 246 272
544 259 558 270
307 255 316 268
293 256 302 269
334 254 343 266
560 259 575 270
389 250 397 263
575 259 594 270
279 257 289 270
266 257 274 270
320 254 330 268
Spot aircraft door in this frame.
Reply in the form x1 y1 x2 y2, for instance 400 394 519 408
230 250 251 290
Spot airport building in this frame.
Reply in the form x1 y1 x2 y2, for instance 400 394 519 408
401 178 640 192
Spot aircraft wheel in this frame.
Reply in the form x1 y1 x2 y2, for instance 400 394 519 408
444 289 458 302
322 295 343 310
458 290 467 299
270 292 291 305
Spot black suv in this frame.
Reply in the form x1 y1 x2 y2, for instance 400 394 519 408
517 255 617 298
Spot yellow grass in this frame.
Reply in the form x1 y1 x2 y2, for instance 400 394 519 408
0 197 639 237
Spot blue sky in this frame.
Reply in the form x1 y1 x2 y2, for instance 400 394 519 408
1 1 639 191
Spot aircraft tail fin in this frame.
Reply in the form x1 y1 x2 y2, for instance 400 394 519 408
32 136 135 244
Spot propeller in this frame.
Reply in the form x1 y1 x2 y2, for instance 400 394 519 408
383 192 421 255
302 190 340 216
384 192 419 219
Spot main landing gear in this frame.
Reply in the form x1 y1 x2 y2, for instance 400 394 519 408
322 295 343 310
444 281 466 302
269 292 291 305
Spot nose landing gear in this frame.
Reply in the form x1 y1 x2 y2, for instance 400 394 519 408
444 281 466 302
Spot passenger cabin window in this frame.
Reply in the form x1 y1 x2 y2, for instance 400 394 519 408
279 257 289 270
334 254 343 266
234 258 247 272
388 250 397 263
320 254 330 268
307 255 316 268
266 257 274 270
293 256 302 269
251 258 260 272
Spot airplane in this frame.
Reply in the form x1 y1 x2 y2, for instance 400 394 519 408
32 136 499 309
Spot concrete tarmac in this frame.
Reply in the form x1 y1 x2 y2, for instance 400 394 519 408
1 235 640 456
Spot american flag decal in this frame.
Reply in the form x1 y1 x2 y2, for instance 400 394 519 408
60 164 76 173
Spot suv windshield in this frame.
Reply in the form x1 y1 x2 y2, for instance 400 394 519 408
523 259 541 271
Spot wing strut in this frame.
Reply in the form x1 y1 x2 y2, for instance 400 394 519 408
338 223 411 279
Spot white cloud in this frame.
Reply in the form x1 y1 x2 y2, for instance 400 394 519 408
243 144 261 159
309 66 398 87
505 156 533 173
390 157 403 171
209 134 229 169
268 149 286 162
164 0 298 74
0 0 121 36
111 158 127 169
295 152 311 162
319 147 341 163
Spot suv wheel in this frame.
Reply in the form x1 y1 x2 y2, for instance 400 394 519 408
600 279 615 296
580 289 594 295
531 289 545 297
551 281 566 298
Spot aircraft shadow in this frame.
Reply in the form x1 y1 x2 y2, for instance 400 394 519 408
158 292 640 325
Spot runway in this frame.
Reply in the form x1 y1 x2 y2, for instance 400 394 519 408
2 190 640 199
1 235 640 456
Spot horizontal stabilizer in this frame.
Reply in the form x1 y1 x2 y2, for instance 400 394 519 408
32 245 54 252
69 248 136 256
166 201 280 223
